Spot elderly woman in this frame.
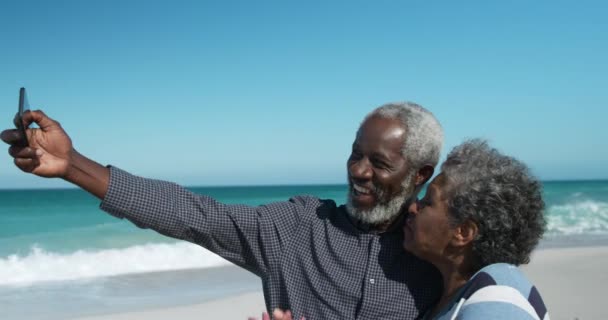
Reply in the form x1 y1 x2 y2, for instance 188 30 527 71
261 140 549 319
403 139 548 319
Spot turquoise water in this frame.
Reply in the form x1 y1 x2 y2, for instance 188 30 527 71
1 181 608 286
0 181 607 319
0 184 348 286
0 185 348 257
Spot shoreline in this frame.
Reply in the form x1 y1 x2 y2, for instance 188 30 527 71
539 233 608 249
2 241 606 319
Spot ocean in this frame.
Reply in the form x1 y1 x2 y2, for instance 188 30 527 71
1 181 607 319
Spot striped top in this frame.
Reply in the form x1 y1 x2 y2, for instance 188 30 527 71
428 263 550 320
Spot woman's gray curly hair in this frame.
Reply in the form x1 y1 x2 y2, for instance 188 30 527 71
441 139 546 269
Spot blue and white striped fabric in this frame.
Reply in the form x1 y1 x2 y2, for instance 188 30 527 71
430 263 550 320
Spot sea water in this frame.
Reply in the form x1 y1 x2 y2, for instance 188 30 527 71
1 181 607 319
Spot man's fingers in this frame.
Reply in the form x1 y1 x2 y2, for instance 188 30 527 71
14 157 40 173
3 110 59 146
247 312 270 320
285 311 294 320
22 110 59 130
9 146 39 159
272 309 294 320
1 129 21 145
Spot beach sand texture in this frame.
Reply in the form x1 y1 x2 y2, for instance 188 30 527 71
523 246 608 320
74 245 608 320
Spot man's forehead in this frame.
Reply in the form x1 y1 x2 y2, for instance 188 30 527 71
356 116 407 140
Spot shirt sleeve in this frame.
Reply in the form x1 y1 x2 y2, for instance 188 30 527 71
99 166 315 277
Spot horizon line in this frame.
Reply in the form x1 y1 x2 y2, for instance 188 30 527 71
1 178 608 191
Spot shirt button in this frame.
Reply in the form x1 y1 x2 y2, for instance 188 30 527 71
370 278 375 284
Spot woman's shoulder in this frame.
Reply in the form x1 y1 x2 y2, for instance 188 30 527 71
473 263 532 291
457 263 548 320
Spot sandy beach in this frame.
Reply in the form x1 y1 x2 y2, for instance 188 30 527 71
523 245 608 320
76 291 266 320
71 245 608 320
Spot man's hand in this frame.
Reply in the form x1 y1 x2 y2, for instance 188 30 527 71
248 309 302 320
272 309 299 320
2 109 110 199
1 110 73 178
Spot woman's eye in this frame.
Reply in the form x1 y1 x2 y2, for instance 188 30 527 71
419 199 431 207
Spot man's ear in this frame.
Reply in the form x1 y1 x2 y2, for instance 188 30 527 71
451 220 478 247
415 165 435 187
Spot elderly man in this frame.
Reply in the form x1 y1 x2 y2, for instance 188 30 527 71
2 102 444 319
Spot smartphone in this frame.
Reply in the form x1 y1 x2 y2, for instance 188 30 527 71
13 87 30 147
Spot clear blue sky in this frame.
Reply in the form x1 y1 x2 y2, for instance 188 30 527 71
1 0 606 189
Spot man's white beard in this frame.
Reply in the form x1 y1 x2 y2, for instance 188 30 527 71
346 171 416 226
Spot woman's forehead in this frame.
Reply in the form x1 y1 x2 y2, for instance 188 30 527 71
428 173 451 199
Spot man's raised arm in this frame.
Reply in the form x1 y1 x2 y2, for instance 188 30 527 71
3 110 305 276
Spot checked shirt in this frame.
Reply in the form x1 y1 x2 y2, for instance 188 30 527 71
100 167 441 319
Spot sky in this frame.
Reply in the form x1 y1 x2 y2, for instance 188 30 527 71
1 0 607 189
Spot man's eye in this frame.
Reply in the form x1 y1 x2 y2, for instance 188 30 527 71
373 162 387 169
349 152 362 160
373 160 391 170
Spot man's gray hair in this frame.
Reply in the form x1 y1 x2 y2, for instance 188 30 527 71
363 102 444 170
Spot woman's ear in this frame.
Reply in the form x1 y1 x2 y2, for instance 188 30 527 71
451 220 478 247
415 165 435 187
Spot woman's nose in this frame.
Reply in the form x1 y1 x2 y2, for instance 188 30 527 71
408 200 418 215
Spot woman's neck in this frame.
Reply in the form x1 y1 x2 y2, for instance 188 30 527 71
429 260 474 318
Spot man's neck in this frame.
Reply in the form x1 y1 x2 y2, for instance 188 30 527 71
351 212 405 234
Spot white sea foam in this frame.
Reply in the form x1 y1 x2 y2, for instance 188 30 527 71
0 242 230 287
546 200 608 235
2 200 606 287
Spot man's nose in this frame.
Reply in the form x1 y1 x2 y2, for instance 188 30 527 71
349 159 372 180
